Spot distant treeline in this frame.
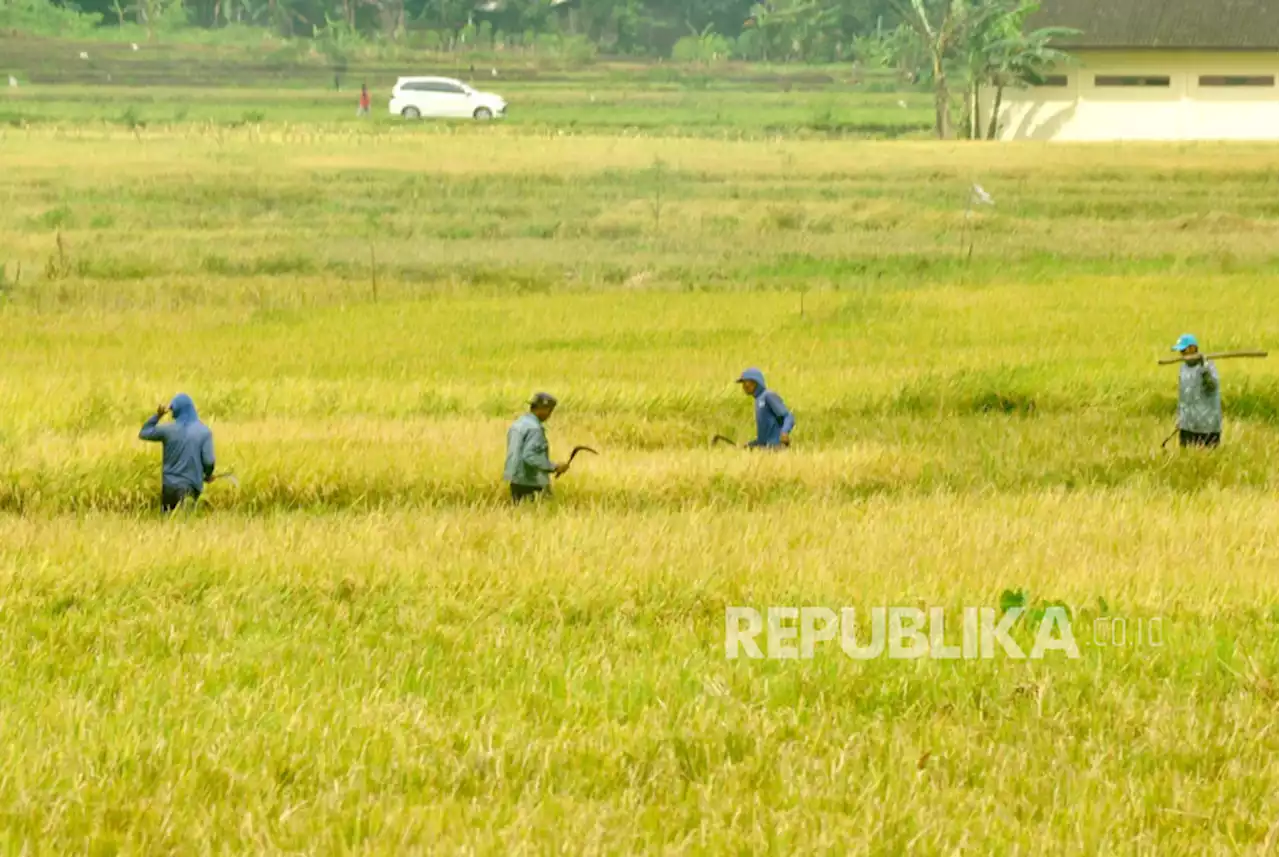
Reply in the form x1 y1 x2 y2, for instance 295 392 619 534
2 0 908 62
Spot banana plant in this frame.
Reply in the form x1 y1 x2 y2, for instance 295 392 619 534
980 23 1078 138
890 0 970 137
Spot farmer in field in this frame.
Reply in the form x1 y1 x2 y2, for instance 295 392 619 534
504 392 569 502
357 83 371 117
1170 334 1222 448
736 368 795 449
138 393 216 511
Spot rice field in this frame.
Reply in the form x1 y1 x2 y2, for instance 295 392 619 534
0 110 1277 852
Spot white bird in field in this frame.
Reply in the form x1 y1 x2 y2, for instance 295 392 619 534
131 43 139 51
971 184 995 206
491 67 498 77
79 51 89 60
7 75 17 88
897 99 907 108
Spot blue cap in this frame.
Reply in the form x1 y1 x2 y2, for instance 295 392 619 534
1170 334 1199 352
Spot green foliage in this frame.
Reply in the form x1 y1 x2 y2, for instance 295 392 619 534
671 27 732 64
957 0 1079 138
41 230 73 280
120 104 145 128
0 0 102 34
314 12 357 68
0 259 20 299
2 0 912 59
999 587 1027 612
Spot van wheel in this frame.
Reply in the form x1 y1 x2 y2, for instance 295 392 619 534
473 107 493 121
402 107 421 119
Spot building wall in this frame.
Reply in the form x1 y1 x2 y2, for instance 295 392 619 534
982 49 1280 141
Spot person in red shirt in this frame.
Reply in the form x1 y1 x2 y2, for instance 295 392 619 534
357 83 371 117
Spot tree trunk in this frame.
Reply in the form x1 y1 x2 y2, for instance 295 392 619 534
961 86 973 139
931 54 950 139
986 84 1004 139
971 81 981 139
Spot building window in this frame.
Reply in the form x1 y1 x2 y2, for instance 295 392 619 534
1035 75 1069 87
1199 75 1275 87
1095 75 1170 87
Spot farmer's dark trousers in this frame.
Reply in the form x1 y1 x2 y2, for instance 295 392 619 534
510 484 546 503
1179 430 1220 449
161 484 200 512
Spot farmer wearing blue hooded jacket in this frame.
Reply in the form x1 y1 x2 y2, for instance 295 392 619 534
736 368 795 449
139 393 216 511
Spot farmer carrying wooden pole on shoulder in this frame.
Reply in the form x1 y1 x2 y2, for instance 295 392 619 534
1169 334 1222 448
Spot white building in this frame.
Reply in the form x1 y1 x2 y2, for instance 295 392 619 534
981 0 1279 141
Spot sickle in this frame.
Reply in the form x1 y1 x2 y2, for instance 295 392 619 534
711 434 737 447
556 446 599 478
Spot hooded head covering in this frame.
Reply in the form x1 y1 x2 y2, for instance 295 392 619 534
170 393 198 424
736 368 766 396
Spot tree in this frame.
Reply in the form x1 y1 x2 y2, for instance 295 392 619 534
852 22 926 83
979 19 1077 138
890 0 1074 139
891 0 970 138
672 24 732 62
13 0 918 62
742 0 841 63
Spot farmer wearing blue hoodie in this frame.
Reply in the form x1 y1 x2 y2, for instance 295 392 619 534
139 393 216 511
736 368 795 449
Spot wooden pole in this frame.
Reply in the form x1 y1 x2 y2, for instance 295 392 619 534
1156 350 1268 365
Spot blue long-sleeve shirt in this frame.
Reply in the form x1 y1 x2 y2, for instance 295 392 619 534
503 412 556 487
740 368 795 448
139 394 215 492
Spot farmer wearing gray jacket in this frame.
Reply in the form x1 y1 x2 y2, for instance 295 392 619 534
139 393 216 510
1170 333 1222 448
503 392 568 502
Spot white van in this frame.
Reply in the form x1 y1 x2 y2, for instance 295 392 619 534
389 76 507 120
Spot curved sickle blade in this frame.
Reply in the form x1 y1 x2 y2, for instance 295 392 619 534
711 434 737 447
567 445 599 465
